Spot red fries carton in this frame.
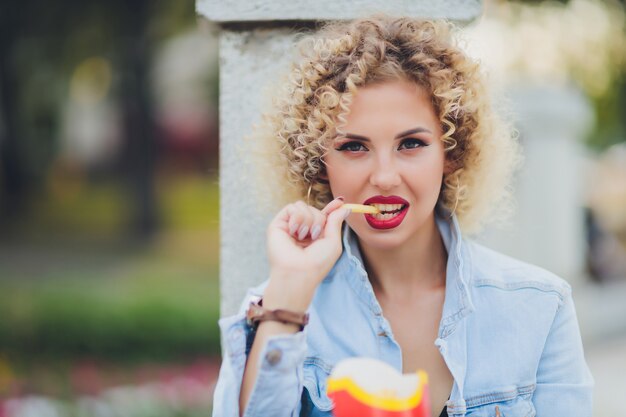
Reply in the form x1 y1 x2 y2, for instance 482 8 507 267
327 357 430 417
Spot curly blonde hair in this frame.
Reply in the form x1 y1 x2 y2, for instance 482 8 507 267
249 15 521 235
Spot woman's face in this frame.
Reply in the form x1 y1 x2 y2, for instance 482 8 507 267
323 79 447 250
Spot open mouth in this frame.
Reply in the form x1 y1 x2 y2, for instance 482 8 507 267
362 196 410 230
368 203 408 221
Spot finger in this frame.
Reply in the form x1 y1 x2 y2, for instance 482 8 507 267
276 203 305 236
323 206 351 242
285 203 304 237
269 203 293 232
293 201 314 240
320 196 345 215
308 206 327 241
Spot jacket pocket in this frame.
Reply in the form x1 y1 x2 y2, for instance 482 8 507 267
302 357 334 412
464 385 536 417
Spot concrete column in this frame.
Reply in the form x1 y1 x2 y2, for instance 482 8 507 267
196 0 483 316
478 84 594 285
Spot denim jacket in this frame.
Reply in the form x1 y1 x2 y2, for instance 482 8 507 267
212 213 594 417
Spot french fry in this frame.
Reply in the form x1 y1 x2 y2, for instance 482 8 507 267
342 204 380 214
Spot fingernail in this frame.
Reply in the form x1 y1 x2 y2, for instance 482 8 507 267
310 224 322 240
297 225 309 240
289 223 299 236
336 196 345 201
342 208 351 219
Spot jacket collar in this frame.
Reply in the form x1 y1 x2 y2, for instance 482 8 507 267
436 209 475 336
337 209 475 336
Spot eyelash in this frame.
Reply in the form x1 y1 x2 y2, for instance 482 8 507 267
335 138 427 152
400 138 428 150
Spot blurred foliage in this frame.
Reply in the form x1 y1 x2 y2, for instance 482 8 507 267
158 177 219 232
0 178 220 364
475 0 626 150
588 73 626 150
0 0 219 235
0 270 220 362
0 2 221 393
2 1 156 182
9 176 219 240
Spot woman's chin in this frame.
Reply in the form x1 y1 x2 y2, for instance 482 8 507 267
348 213 435 252
351 227 409 251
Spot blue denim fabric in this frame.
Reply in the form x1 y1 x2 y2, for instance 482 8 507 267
212 213 593 417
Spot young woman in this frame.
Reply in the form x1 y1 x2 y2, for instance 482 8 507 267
212 16 593 417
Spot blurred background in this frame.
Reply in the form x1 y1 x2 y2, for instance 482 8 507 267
0 0 625 415
0 1 220 415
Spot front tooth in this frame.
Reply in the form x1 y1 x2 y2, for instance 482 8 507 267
383 204 392 212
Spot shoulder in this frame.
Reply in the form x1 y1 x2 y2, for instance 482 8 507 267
465 239 572 304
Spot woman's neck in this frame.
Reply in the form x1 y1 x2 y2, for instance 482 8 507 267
358 215 448 303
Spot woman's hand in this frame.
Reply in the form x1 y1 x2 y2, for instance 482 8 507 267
239 198 349 415
264 197 350 311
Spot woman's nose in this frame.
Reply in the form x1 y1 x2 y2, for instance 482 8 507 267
369 157 401 191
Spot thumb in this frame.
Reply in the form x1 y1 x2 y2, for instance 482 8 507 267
323 207 351 241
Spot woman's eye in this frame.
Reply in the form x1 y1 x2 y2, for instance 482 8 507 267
336 141 368 152
399 138 427 150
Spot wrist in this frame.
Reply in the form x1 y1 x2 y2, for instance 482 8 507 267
264 273 316 312
246 299 309 331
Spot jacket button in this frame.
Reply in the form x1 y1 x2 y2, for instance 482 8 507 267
265 349 283 366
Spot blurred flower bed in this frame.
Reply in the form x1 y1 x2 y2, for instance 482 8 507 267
1 358 219 417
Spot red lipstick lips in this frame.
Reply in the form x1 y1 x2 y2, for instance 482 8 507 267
362 195 410 230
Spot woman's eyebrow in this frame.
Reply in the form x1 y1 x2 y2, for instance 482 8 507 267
394 127 432 138
343 133 370 142
343 127 432 142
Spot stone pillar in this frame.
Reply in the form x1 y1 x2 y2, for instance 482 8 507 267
478 84 594 285
196 0 483 316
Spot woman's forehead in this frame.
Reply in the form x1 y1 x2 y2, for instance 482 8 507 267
339 81 439 133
